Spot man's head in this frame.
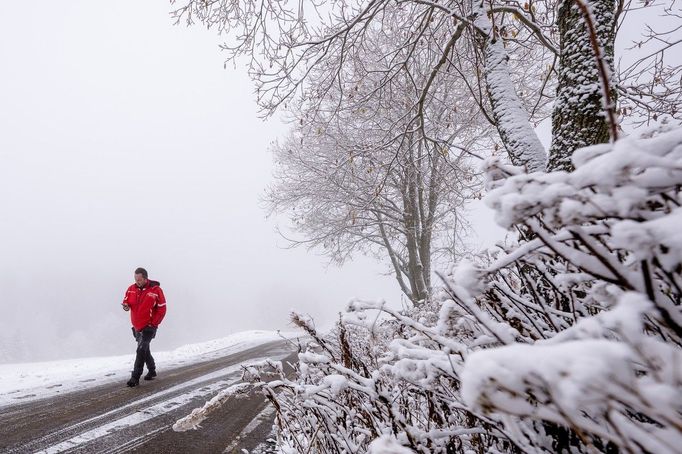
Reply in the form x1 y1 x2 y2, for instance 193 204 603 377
134 267 148 287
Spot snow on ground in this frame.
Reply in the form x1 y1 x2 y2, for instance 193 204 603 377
0 330 298 408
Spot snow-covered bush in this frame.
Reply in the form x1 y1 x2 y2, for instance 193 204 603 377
248 128 682 453
452 126 682 452
175 128 682 452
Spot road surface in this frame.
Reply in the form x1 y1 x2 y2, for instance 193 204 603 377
0 340 297 453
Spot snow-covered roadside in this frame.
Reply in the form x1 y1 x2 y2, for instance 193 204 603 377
0 330 298 408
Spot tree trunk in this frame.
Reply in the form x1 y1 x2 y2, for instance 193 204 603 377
404 144 429 304
376 211 413 300
474 2 548 172
547 0 616 172
420 148 440 293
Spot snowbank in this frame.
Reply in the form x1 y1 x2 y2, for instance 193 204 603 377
0 330 297 408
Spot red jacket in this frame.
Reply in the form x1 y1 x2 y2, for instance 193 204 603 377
122 280 167 331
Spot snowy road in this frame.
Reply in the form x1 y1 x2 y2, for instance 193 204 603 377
0 340 297 453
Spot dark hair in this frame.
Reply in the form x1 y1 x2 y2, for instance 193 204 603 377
134 267 148 278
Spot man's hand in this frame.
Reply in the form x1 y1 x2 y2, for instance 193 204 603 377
122 303 130 312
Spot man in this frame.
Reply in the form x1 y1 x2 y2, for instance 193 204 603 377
122 267 167 387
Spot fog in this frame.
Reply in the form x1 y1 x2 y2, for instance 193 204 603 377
0 1 415 363
0 0 512 365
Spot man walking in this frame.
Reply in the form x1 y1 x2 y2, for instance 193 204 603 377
122 267 167 387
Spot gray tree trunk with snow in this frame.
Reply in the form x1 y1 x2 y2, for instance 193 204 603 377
474 2 548 173
402 141 432 304
548 0 616 172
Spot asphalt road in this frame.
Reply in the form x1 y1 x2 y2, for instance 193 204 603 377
0 340 297 454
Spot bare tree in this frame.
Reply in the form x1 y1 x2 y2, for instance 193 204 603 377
171 0 680 171
170 0 551 166
265 28 483 303
616 0 682 129
267 127 476 305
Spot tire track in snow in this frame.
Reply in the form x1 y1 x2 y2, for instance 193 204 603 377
36 375 243 453
222 403 276 453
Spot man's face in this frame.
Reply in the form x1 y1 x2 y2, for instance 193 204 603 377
134 273 147 287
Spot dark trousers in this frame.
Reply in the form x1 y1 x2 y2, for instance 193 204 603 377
132 326 157 379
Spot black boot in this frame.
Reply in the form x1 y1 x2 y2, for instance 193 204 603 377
144 370 157 381
127 377 140 387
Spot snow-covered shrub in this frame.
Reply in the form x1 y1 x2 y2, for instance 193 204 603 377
279 129 682 452
451 127 682 452
176 128 682 453
246 304 511 453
